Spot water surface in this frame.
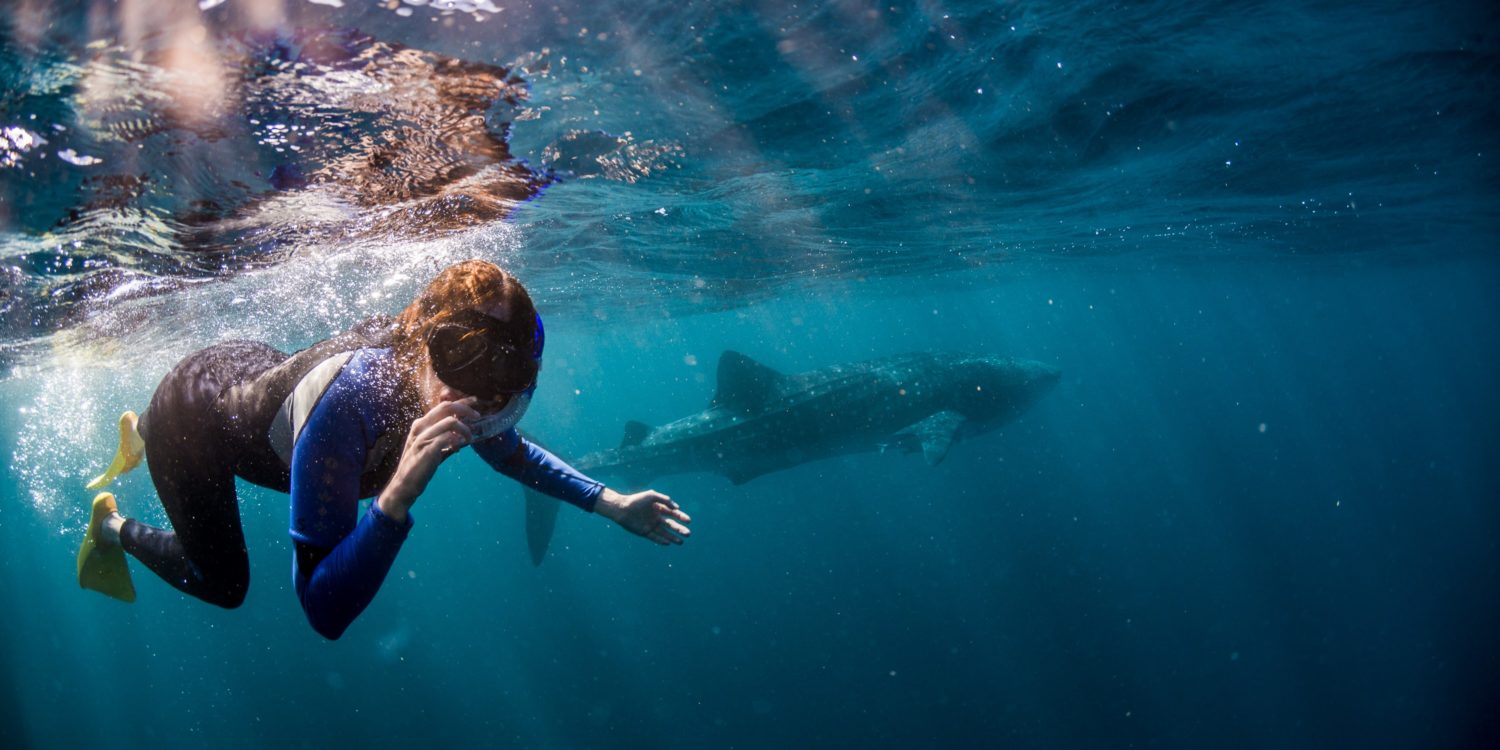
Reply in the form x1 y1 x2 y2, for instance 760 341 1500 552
1 1 1496 748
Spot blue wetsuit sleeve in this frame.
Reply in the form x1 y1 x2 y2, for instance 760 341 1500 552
293 504 411 641
471 429 606 512
288 364 412 640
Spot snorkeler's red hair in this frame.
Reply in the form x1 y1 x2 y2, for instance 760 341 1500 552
390 259 536 375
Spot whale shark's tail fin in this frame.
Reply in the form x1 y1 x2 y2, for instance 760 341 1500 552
524 487 560 566
518 430 565 566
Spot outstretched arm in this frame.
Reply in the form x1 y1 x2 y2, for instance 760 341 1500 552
473 431 691 544
473 432 604 511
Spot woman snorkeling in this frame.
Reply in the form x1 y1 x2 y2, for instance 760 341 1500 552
76 260 691 639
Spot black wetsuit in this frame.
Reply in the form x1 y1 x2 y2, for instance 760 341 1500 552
120 317 602 635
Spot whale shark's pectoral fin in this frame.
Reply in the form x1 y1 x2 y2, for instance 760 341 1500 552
897 410 967 466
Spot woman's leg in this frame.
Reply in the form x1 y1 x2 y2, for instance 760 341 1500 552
119 462 249 609
117 344 262 609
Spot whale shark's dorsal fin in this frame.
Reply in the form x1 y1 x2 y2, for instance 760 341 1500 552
620 420 654 448
712 351 787 412
897 410 967 465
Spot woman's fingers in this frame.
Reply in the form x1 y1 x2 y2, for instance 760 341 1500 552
430 415 474 443
661 505 691 524
411 398 482 432
412 415 472 447
644 509 688 544
605 490 691 546
654 500 691 525
647 492 688 520
661 517 691 538
435 427 469 455
406 415 472 467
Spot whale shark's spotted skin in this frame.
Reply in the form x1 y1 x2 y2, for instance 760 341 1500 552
575 351 1062 486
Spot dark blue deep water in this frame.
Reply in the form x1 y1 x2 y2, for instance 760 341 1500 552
1 1 1497 748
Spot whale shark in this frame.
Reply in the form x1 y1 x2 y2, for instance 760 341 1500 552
522 350 1061 562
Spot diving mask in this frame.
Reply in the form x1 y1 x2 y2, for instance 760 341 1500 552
426 308 544 400
427 307 544 440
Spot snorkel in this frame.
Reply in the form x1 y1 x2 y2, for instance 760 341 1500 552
465 387 534 442
427 308 545 442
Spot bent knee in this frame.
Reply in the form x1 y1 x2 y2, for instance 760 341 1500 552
212 588 248 610
202 571 250 610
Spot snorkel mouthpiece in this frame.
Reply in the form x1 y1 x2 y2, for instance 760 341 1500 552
465 387 534 442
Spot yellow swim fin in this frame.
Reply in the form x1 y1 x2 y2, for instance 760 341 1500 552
77 492 136 603
87 411 145 491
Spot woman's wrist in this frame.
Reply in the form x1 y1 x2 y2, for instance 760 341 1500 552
595 488 623 521
376 485 413 523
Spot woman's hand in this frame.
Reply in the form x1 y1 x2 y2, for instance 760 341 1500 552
377 397 481 522
596 488 692 545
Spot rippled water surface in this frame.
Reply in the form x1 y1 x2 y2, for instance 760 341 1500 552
1 1 1496 748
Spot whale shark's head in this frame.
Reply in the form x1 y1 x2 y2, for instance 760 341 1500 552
943 355 1061 424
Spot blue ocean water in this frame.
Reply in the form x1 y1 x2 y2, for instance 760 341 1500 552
1 1 1497 748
